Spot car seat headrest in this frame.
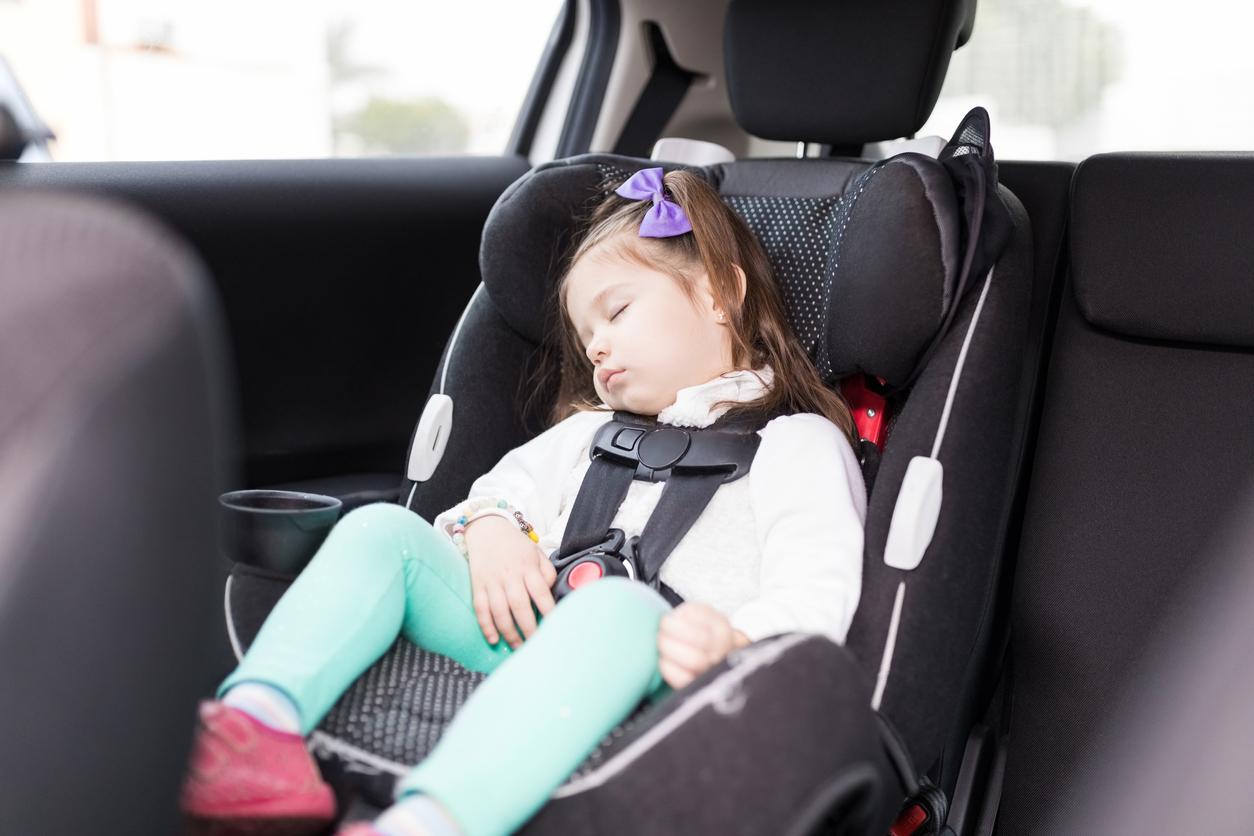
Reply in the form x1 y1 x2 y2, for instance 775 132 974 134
480 149 963 390
724 0 970 146
1070 154 1254 349
715 155 961 386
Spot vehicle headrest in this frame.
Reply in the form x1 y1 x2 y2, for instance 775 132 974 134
480 151 963 389
1070 154 1254 349
723 0 971 146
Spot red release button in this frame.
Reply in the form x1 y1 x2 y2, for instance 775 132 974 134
568 561 603 589
889 803 929 836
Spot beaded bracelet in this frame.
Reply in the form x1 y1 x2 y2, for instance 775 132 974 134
449 497 538 558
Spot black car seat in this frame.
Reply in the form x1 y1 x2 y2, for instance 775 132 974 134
981 154 1254 835
225 1 1042 831
0 192 234 836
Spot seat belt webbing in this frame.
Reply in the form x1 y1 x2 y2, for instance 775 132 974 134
558 454 635 557
632 471 726 585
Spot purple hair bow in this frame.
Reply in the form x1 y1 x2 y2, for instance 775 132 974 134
614 166 693 238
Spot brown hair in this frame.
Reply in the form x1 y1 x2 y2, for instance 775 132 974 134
530 169 857 447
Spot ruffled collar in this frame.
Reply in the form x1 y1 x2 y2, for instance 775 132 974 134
650 365 775 428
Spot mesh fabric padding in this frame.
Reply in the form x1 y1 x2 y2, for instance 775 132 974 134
723 166 881 380
317 640 487 767
594 162 635 190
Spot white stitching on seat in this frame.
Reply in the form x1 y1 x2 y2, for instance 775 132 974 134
872 264 997 710
224 574 243 662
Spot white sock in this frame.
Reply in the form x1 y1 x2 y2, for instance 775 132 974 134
373 793 462 836
221 682 302 734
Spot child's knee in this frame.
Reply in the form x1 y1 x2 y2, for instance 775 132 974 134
327 502 437 568
339 502 446 546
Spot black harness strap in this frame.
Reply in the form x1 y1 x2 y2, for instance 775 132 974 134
632 470 726 586
555 407 773 604
557 454 635 556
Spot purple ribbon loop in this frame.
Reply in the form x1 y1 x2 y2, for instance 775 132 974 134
614 166 693 238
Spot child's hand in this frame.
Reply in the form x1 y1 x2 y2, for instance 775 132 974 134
465 516 557 649
657 602 752 689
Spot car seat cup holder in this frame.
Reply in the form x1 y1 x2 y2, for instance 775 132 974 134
549 528 638 602
218 489 343 577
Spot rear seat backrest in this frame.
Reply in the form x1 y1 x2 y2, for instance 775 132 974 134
996 153 1254 834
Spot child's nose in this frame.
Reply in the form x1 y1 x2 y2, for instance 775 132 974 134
586 335 608 364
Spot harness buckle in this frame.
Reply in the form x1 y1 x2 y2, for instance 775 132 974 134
550 528 639 601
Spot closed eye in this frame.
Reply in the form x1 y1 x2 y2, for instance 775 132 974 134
611 303 629 321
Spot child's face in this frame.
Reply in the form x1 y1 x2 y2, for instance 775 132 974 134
565 237 734 415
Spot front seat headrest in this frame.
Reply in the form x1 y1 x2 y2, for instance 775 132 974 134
724 0 971 145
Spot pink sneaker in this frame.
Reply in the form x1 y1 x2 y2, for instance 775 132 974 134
181 700 336 833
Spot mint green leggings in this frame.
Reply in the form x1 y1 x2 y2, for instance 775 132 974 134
218 502 675 836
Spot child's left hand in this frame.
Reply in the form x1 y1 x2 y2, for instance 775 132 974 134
657 602 752 689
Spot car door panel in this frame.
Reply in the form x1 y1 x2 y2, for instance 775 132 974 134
0 155 530 490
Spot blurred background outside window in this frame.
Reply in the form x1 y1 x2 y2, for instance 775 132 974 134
921 0 1254 159
2 0 1253 163
0 0 563 161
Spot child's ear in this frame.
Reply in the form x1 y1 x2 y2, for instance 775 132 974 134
731 263 747 307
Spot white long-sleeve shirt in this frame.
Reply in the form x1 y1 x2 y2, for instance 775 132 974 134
432 365 866 645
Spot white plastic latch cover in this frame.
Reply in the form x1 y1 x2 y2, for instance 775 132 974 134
406 394 453 483
883 456 944 571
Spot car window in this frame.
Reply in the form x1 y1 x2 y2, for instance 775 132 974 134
920 0 1254 160
0 0 564 162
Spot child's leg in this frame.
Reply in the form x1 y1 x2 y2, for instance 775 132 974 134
219 502 516 734
394 576 675 836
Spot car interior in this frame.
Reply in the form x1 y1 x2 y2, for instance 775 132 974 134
1 1 1252 834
